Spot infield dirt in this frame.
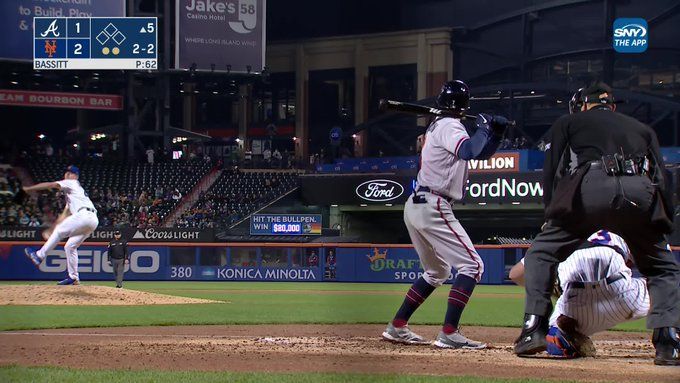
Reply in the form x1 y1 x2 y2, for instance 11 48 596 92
1 325 677 382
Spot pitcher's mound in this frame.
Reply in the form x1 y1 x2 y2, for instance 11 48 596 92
0 285 223 306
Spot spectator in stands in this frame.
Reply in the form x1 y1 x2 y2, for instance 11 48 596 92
263 148 272 168
308 251 319 267
146 148 155 164
171 189 182 201
273 149 282 168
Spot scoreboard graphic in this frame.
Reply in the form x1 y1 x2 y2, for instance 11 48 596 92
33 17 157 70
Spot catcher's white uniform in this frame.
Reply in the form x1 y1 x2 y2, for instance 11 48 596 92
548 230 650 336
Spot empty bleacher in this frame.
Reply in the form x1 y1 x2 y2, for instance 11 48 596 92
177 170 299 228
28 158 212 227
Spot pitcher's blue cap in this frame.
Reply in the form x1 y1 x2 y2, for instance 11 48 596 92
66 165 80 176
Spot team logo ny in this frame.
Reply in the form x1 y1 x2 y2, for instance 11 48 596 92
44 40 57 58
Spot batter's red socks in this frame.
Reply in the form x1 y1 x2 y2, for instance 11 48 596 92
443 274 477 334
393 277 436 327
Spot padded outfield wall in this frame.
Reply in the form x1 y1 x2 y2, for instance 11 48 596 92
1 242 678 284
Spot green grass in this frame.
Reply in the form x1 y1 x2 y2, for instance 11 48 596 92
0 366 595 383
0 281 646 332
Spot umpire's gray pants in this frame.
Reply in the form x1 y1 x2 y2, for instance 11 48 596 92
111 258 125 287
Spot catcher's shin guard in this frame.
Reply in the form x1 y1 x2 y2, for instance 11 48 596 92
546 326 579 358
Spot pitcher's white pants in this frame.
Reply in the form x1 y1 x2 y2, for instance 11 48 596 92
38 211 99 280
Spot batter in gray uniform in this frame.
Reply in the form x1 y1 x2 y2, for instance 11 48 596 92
382 80 511 348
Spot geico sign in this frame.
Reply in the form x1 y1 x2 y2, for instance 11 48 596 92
40 250 160 274
466 178 543 198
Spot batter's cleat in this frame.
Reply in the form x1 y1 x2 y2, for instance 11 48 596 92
434 330 487 349
57 277 79 286
23 248 42 267
653 327 680 366
381 322 430 345
514 314 549 356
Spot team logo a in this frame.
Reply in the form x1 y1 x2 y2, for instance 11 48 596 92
229 0 257 34
44 40 57 58
40 19 61 38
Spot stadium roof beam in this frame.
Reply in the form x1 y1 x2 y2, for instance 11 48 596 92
167 127 212 142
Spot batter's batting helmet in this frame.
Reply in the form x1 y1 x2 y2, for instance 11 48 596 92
436 80 470 115
569 88 584 114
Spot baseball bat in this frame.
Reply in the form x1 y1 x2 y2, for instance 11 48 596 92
378 99 516 126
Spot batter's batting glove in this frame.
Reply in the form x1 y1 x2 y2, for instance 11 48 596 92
546 326 579 358
489 115 511 137
475 113 493 131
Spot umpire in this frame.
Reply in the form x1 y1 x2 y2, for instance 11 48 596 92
107 230 129 288
514 82 680 366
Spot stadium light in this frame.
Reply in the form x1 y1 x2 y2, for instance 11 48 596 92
235 138 241 143
352 134 357 139
38 134 45 140
292 136 297 141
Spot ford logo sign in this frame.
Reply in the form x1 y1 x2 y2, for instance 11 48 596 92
355 179 404 202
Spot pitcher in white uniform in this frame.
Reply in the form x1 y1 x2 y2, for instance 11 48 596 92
510 230 650 357
23 165 99 285
381 80 511 348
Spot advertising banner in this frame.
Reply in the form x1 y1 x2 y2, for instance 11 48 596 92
0 244 167 281
464 172 544 204
0 243 677 283
468 152 520 173
250 214 322 236
126 227 214 242
300 175 414 205
0 227 213 243
0 0 125 61
175 0 266 72
300 172 544 205
333 246 508 284
0 90 123 110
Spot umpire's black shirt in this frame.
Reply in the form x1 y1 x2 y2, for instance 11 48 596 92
543 105 668 207
108 239 128 260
